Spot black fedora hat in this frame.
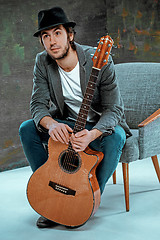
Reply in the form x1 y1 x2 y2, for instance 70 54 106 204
34 7 76 37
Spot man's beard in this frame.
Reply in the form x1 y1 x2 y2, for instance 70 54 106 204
51 42 70 60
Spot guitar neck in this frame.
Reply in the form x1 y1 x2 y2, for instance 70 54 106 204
72 35 113 135
73 67 99 134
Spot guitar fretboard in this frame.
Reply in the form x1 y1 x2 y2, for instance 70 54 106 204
73 67 99 134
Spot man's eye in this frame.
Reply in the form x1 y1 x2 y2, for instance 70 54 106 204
55 31 61 36
43 35 49 39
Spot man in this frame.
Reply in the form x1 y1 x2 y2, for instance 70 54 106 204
19 6 131 228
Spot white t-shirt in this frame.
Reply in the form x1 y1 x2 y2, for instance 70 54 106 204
58 62 96 122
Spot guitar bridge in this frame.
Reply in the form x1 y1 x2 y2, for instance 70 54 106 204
49 181 76 196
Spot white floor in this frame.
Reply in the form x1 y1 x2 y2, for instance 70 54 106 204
0 157 160 240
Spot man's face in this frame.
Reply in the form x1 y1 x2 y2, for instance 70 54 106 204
41 25 73 60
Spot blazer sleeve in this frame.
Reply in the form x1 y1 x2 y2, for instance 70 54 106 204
30 52 53 131
92 55 125 135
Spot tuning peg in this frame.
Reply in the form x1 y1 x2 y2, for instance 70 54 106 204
108 44 111 47
94 47 97 50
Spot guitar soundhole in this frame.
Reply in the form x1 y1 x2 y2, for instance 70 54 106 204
59 150 81 174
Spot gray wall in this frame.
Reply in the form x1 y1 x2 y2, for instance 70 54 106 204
0 0 159 171
0 0 107 171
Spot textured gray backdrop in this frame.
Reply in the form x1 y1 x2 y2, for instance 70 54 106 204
0 0 159 171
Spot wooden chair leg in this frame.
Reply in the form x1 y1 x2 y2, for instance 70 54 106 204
122 163 129 212
112 170 116 184
151 155 160 182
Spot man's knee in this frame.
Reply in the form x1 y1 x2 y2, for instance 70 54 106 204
19 119 35 140
102 126 126 150
113 126 126 145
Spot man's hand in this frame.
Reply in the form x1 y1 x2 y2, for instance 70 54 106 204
49 122 73 145
70 128 102 152
40 116 73 145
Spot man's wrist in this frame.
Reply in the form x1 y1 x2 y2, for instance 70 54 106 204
40 116 58 130
90 129 102 141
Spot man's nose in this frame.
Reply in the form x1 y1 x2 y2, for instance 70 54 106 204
50 35 56 45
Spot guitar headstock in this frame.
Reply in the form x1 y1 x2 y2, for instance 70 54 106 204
92 35 114 70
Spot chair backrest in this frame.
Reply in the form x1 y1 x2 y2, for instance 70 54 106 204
115 62 160 129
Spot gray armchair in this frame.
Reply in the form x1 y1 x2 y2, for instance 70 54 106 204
114 62 160 211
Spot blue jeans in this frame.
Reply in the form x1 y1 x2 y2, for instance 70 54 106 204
19 119 126 194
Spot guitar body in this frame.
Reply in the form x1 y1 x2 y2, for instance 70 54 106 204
27 137 103 227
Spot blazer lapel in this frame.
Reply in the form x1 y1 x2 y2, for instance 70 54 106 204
79 65 86 96
76 43 88 96
47 63 64 115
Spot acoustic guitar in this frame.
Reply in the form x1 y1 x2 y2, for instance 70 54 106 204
27 35 113 227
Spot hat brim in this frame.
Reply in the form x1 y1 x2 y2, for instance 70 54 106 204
33 21 76 37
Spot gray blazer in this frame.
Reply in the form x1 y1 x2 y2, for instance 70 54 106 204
30 42 131 137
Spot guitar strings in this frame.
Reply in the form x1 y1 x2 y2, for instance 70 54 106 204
62 77 98 173
62 142 77 172
62 94 92 172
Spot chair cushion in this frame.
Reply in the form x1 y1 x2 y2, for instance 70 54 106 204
120 129 139 163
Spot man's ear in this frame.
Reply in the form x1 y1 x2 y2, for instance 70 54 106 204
69 32 74 42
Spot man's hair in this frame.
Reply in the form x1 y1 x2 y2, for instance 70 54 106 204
39 25 76 50
64 25 76 50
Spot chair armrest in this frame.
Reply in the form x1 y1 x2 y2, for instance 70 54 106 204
138 108 160 127
138 109 160 159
